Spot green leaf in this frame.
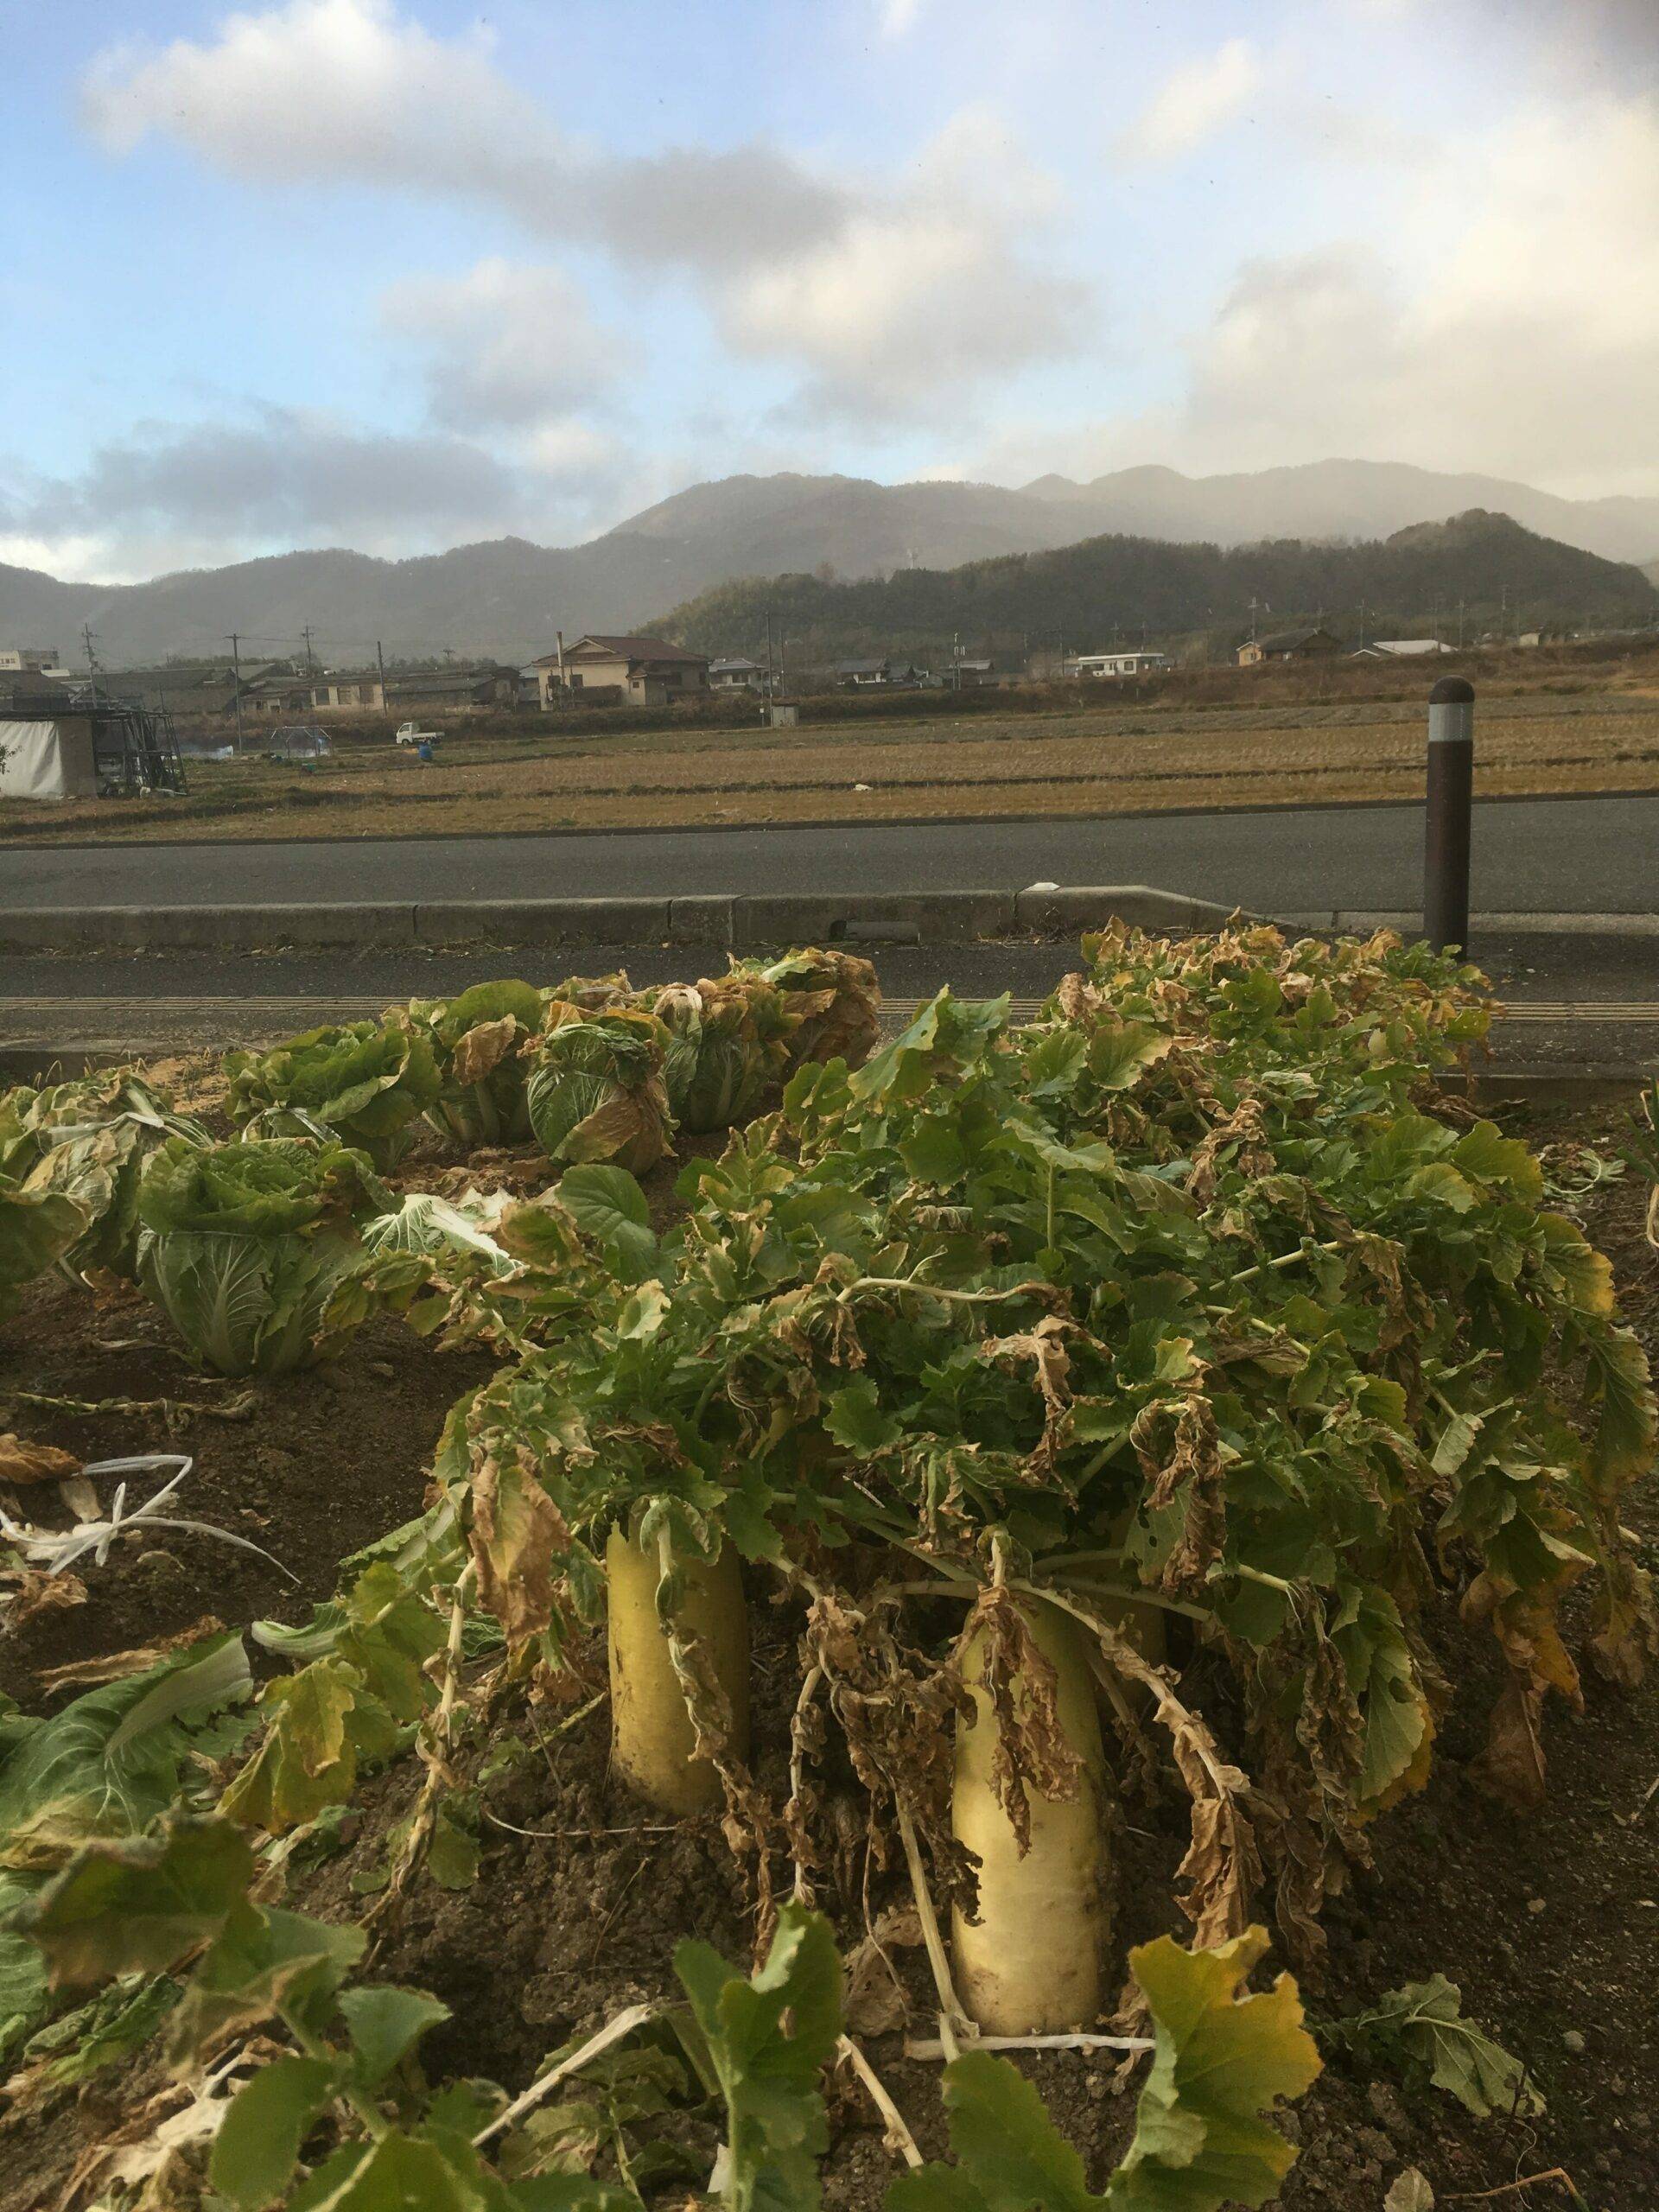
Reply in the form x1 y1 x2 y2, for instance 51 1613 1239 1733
0 1632 253 1871
557 1165 658 1280
339 1982 452 2088
219 1659 363 1835
890 2051 1096 2212
1354 1975 1541 2119
1330 1589 1433 1812
167 1901 365 2070
1452 1122 1543 1201
676 1902 841 2212
286 2131 484 2210
210 2051 340 2210
14 1815 252 1989
15 1971 177 2088
1086 1020 1171 1092
428 1795 481 1891
0 1181 86 1313
824 1379 900 1457
1105 1926 1320 2212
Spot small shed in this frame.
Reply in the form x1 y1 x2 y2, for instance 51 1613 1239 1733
0 715 99 799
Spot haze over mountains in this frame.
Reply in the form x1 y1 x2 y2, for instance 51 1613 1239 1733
5 459 1659 667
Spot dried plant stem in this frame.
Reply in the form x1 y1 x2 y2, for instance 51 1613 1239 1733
838 2034 924 2169
906 2031 1153 2059
787 1662 824 1904
3 1386 255 1424
894 1801 971 2061
1446 2173 1586 2207
474 2001 660 2149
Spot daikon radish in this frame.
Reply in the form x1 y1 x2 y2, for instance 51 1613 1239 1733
951 1594 1111 2033
605 1528 748 1815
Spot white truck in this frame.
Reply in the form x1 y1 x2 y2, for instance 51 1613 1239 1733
395 721 442 747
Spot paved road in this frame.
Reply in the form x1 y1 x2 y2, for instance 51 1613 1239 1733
3 793 1656 914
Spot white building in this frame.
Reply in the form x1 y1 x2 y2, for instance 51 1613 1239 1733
0 645 72 677
1351 639 1452 660
1070 650 1170 678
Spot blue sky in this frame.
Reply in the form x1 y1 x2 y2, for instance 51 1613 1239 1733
3 0 1656 580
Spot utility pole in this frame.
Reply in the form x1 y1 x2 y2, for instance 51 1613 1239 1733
375 639 388 722
301 624 316 676
81 623 101 703
952 630 961 692
766 611 776 698
226 632 245 753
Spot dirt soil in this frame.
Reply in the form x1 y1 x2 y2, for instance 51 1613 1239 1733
1 1098 1656 2212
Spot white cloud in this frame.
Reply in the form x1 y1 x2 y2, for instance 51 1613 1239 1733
878 0 927 38
1185 93 1659 492
722 110 1088 421
380 260 627 433
82 0 1084 423
2 404 639 575
1075 86 1659 499
1116 38 1262 164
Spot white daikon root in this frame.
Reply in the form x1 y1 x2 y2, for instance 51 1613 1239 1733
951 1595 1112 2034
605 1528 749 1815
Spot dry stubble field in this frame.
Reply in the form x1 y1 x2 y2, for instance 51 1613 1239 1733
5 668 1659 847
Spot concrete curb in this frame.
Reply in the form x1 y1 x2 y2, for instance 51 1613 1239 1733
1276 909 1659 936
0 884 1236 957
0 887 1652 957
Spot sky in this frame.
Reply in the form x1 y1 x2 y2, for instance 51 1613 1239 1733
3 0 1657 582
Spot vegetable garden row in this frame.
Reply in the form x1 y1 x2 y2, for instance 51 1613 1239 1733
1 927 1654 2212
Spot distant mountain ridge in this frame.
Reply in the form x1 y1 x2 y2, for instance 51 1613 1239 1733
5 459 1659 665
657 510 1659 664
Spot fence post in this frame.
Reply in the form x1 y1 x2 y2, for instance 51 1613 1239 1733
1424 677 1474 954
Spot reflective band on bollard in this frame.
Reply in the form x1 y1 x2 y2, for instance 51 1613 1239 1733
1424 677 1474 956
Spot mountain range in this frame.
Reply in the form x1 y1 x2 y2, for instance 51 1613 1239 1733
5 459 1659 667
659 511 1659 664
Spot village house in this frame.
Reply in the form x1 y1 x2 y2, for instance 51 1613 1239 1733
1071 650 1170 678
0 645 73 677
709 656 766 691
1351 639 1452 661
531 635 710 709
1236 626 1344 667
835 655 920 689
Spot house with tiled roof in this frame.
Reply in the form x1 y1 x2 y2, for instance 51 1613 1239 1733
531 634 709 709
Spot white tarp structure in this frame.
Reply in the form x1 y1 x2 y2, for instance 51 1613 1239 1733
0 717 99 801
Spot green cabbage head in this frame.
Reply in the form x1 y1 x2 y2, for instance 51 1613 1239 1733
223 1021 440 1169
524 1007 671 1175
136 1136 389 1376
396 980 544 1148
6 1070 210 1281
655 974 796 1134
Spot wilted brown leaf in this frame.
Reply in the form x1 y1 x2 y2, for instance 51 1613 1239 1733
0 1433 82 1485
842 1905 922 2035
35 1615 227 1694
1 1567 88 1624
452 1017 520 1088
470 1449 563 1646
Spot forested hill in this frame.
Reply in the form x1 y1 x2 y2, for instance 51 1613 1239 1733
655 510 1659 663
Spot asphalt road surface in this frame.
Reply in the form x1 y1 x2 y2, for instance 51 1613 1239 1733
3 792 1656 914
